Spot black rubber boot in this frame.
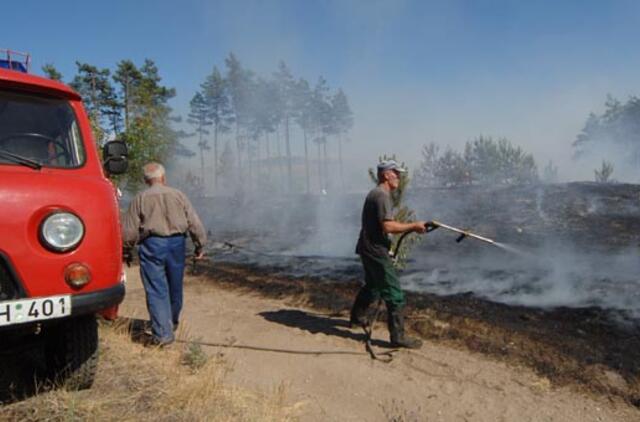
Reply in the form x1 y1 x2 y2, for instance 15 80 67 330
387 307 423 349
350 289 374 328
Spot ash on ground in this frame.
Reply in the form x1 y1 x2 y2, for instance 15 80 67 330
200 182 640 323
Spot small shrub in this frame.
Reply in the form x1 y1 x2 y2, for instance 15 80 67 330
594 160 615 183
181 340 209 372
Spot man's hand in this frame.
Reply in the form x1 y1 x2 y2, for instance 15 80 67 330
122 246 133 267
193 248 205 260
413 221 427 233
425 221 440 232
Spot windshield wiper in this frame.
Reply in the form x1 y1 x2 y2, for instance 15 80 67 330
0 149 42 170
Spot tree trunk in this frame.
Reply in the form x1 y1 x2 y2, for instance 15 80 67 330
285 115 293 193
199 129 205 184
316 140 323 191
276 125 283 192
248 142 253 193
235 124 242 178
265 132 271 185
124 78 130 132
323 140 329 191
213 124 219 191
338 135 344 191
303 130 310 194
257 136 262 186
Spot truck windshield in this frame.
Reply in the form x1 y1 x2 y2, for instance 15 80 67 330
0 91 86 168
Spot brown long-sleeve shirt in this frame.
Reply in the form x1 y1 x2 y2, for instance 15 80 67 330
122 183 207 248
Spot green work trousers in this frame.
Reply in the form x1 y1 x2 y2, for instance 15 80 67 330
354 254 405 311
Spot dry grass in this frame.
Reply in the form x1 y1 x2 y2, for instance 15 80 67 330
2 320 295 422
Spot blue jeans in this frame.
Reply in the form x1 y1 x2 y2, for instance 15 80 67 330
138 235 186 343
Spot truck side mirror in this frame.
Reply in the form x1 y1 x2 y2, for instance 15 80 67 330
103 140 128 175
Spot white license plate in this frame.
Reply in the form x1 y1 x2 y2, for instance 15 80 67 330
0 295 71 327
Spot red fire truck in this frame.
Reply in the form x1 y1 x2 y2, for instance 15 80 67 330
0 50 127 389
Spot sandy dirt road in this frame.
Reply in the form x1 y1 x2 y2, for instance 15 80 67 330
119 266 639 421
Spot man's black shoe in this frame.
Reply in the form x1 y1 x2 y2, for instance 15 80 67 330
390 336 423 349
142 333 174 348
147 338 174 348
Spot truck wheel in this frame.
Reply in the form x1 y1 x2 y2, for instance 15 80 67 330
46 315 99 390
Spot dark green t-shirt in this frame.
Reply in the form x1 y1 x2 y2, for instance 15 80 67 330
355 186 394 258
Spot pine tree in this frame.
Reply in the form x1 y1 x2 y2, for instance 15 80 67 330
70 62 115 145
122 59 190 190
330 89 353 190
246 77 281 188
274 61 298 192
187 92 212 182
294 78 313 193
201 66 233 190
41 63 63 81
113 60 142 132
414 142 440 187
594 160 615 183
311 77 333 191
225 53 254 180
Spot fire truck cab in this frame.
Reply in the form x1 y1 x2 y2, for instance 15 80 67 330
0 50 127 390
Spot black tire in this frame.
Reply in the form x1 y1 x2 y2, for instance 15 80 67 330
45 315 99 390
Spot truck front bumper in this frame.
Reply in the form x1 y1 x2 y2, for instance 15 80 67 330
71 282 125 316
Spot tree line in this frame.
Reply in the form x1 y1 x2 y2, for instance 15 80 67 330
573 94 640 182
413 136 540 187
42 53 353 194
412 93 640 188
187 53 353 195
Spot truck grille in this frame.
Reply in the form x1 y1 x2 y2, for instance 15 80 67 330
0 259 19 300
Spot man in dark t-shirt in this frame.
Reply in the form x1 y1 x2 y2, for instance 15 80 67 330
350 160 427 349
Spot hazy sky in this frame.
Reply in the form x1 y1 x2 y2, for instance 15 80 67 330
3 0 640 180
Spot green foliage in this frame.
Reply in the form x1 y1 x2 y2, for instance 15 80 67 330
41 63 63 81
202 67 233 132
70 62 118 144
330 89 354 135
414 137 538 187
435 148 471 187
413 142 439 187
594 160 615 183
180 340 209 373
125 60 190 191
113 60 142 132
368 154 418 269
188 91 212 180
274 61 298 192
196 66 233 190
188 92 212 140
67 52 354 195
465 136 537 185
574 95 640 166
82 59 188 192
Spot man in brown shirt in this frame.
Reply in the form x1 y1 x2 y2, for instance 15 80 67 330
122 162 206 345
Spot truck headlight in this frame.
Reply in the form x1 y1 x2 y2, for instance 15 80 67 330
41 212 85 252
